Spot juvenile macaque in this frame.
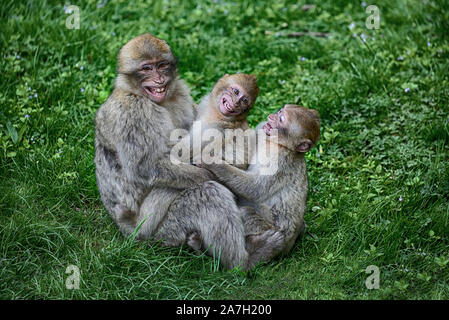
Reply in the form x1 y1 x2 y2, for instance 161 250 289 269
202 105 321 262
199 73 259 125
174 73 259 169
95 34 272 270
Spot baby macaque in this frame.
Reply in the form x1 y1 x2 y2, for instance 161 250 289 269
173 73 259 169
197 73 258 128
202 104 320 263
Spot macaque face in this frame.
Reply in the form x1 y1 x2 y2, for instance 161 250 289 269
117 34 178 104
263 106 289 136
263 104 320 153
138 59 175 103
214 74 259 117
219 84 251 116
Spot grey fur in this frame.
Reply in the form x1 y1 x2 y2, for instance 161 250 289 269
94 79 212 236
204 120 316 263
176 74 258 170
94 35 273 270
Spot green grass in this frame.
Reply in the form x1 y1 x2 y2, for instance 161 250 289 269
1 0 448 299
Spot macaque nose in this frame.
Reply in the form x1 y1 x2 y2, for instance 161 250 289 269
154 73 165 84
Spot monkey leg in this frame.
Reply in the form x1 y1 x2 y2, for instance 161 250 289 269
239 207 288 267
186 231 203 255
154 181 250 270
136 188 180 240
240 206 274 236
245 229 285 268
279 220 307 256
95 147 142 236
248 219 307 266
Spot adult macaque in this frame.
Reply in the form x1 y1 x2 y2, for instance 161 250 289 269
95 34 274 269
95 33 211 235
202 105 321 262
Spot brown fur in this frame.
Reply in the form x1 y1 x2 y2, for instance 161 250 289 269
191 73 259 169
118 34 173 74
208 73 259 122
203 105 321 264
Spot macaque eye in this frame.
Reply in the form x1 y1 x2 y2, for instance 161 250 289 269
142 64 153 71
233 88 239 95
280 115 286 123
242 97 248 104
158 62 169 70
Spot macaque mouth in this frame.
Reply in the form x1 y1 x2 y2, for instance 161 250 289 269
263 122 273 135
220 96 238 115
143 85 167 101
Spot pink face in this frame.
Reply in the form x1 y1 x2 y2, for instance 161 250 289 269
219 84 251 116
139 60 173 103
263 107 287 136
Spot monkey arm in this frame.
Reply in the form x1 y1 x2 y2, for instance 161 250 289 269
203 163 272 202
192 103 199 118
152 159 215 189
116 139 214 190
255 121 267 131
98 94 213 191
113 123 213 190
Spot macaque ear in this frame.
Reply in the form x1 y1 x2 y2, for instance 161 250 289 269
296 139 313 153
224 73 230 77
308 109 320 124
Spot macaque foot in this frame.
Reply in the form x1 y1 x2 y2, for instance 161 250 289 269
246 229 284 268
187 231 203 255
